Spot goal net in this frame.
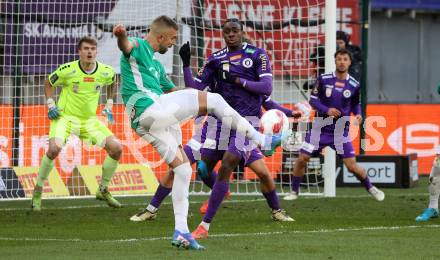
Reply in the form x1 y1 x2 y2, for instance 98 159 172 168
0 0 360 200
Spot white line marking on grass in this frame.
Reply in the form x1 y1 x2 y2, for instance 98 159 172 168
0 199 265 211
0 193 429 212
1 225 439 243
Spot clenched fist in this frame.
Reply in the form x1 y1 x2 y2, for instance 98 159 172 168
113 24 127 37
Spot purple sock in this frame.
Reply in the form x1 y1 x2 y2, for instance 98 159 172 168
201 170 218 189
203 180 229 223
290 175 302 193
360 175 373 190
150 184 172 209
262 189 280 211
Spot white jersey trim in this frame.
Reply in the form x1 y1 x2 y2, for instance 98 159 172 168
129 57 159 101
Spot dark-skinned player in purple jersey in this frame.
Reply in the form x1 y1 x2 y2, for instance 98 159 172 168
187 18 295 239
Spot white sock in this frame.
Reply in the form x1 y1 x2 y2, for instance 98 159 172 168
206 92 266 146
146 204 158 213
428 177 440 210
201 221 210 231
172 162 192 233
428 162 440 210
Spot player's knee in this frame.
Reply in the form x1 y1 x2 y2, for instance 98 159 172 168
297 154 310 166
109 143 123 160
206 93 224 111
47 145 61 160
221 158 240 173
345 162 358 174
258 171 272 184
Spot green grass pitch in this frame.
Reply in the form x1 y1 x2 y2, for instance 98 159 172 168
1 177 439 259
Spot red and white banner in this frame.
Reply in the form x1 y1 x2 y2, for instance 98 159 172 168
202 0 360 76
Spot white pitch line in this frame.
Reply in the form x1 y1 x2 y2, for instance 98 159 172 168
0 224 439 243
0 198 266 212
0 193 429 212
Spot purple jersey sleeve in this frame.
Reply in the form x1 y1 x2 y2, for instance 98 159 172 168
237 49 273 96
183 67 205 90
262 96 293 117
309 77 330 115
194 57 216 87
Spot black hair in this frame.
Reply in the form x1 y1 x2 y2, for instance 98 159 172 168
336 30 349 44
222 18 243 30
334 48 353 61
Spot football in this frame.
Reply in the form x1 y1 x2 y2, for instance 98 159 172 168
259 109 290 135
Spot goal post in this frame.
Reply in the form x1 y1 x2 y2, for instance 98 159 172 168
323 0 337 197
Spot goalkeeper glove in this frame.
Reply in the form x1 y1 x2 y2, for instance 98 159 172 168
102 99 114 124
47 98 60 120
179 41 191 68
216 70 239 85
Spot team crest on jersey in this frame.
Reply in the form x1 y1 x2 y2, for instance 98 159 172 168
95 84 102 91
242 58 253 68
325 87 332 97
343 89 351 98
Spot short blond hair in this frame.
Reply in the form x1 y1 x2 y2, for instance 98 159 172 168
150 15 178 33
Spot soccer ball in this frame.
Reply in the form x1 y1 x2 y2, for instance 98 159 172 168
259 109 290 135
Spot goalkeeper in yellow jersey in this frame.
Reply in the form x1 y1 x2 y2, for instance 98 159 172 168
31 36 123 211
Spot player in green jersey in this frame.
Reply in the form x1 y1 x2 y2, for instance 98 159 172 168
114 16 284 250
31 36 123 211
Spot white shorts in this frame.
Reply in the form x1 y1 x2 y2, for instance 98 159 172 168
136 89 199 164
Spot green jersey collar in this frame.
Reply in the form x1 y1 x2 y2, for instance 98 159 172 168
143 39 155 57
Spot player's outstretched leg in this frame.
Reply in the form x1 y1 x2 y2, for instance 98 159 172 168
416 157 440 222
96 136 123 208
343 157 385 201
152 89 284 155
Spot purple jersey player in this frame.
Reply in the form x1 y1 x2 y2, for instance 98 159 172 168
129 19 295 233
187 19 295 239
284 48 385 202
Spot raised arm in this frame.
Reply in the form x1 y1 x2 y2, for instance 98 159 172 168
113 24 134 56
